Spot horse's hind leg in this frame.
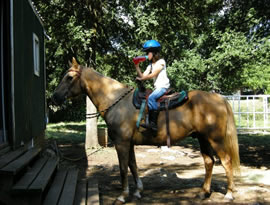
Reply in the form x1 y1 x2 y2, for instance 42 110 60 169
210 141 235 200
128 144 143 199
115 141 131 204
216 149 234 200
198 137 215 198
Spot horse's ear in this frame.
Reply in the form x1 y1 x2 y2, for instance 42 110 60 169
72 57 79 68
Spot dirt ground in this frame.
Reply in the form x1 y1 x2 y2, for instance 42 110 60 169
57 136 270 205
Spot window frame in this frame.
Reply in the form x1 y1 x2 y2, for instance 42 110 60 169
33 33 40 77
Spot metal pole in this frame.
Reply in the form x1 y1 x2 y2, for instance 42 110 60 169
266 96 268 127
264 96 266 128
253 96 255 128
246 96 249 128
238 95 241 128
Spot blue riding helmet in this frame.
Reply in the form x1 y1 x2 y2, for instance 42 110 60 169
142 40 161 52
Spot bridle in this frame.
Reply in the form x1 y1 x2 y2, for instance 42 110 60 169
86 87 134 119
68 68 81 77
66 67 134 119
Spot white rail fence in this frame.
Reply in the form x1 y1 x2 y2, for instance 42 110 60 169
224 95 270 130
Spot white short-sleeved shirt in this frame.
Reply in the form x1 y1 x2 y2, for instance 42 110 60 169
145 59 170 89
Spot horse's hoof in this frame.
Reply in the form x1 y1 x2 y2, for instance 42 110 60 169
224 192 234 201
113 199 125 205
197 191 211 199
132 195 142 202
133 190 142 199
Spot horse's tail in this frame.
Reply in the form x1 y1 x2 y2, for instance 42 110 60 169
224 98 241 174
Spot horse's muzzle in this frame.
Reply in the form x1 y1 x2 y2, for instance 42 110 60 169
52 93 65 105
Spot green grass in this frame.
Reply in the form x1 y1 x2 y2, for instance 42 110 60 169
45 121 107 144
46 120 270 146
234 114 269 128
237 133 270 147
46 121 86 144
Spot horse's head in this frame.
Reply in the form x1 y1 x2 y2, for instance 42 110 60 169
52 57 83 105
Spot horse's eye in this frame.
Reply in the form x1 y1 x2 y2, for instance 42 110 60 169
67 76 73 81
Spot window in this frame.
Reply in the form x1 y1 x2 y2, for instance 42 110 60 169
33 33 40 76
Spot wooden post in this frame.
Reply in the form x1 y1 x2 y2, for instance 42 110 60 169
86 97 99 149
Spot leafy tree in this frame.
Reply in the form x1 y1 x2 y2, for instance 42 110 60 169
32 0 270 121
241 38 270 93
207 30 254 93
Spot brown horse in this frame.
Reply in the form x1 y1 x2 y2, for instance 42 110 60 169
52 58 240 204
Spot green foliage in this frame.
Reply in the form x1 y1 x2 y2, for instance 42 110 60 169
168 30 270 94
168 50 208 91
207 30 253 93
32 0 270 121
242 38 270 94
48 97 86 122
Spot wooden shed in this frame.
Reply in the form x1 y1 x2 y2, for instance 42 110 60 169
0 2 101 204
0 0 46 150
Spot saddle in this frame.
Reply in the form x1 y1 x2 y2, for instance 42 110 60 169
132 84 188 147
132 87 188 111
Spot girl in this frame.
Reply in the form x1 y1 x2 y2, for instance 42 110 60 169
135 40 170 130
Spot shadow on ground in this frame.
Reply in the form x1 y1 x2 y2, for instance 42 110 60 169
177 134 270 169
54 133 270 204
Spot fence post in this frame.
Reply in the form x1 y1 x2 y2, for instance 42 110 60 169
238 95 241 127
86 96 99 149
264 96 267 128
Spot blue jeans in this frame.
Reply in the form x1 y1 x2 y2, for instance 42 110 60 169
148 87 167 110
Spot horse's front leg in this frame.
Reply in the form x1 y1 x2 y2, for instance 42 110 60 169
114 141 131 204
128 144 143 199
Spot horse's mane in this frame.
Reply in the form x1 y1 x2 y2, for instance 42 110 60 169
83 66 129 89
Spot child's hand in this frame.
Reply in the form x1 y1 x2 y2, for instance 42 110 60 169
135 63 140 69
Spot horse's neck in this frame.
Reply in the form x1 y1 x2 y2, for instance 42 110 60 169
82 68 129 113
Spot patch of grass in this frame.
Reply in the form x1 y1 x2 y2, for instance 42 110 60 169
176 133 270 152
238 133 270 147
46 121 86 144
45 121 108 144
46 121 270 152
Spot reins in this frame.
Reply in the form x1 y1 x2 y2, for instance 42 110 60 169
86 87 134 119
66 67 133 119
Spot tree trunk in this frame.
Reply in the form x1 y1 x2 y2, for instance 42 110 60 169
85 96 99 149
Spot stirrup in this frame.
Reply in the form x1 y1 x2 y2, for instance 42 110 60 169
140 113 149 129
140 122 157 131
149 122 157 131
140 122 149 129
